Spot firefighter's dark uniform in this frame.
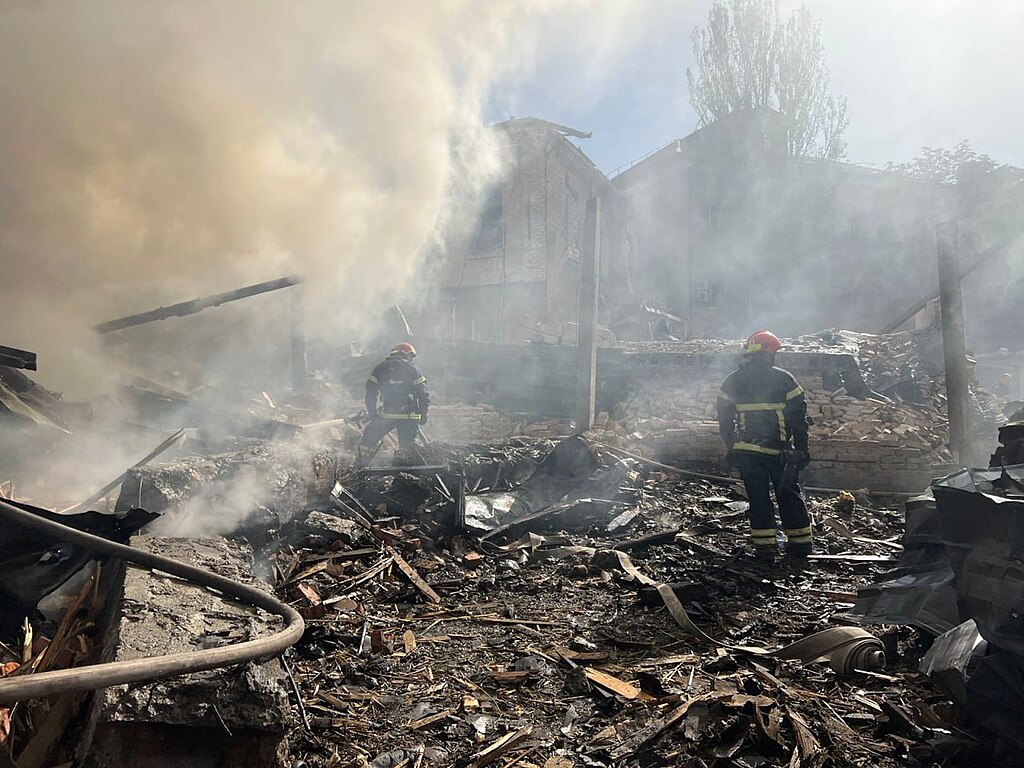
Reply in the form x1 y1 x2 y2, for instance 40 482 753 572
716 356 813 557
360 355 429 459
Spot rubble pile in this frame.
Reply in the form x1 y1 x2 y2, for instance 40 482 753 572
3 328 1017 765
849 464 1024 760
275 438 977 768
0 562 106 762
851 329 1005 439
621 327 1006 465
426 405 570 445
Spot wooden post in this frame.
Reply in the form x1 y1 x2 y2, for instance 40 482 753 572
290 284 307 393
936 222 971 464
575 197 601 433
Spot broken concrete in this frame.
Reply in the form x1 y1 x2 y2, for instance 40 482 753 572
116 444 328 537
88 537 290 768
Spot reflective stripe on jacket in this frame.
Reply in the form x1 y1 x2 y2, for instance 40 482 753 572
365 356 429 418
716 358 808 456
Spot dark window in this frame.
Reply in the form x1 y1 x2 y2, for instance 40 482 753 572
472 187 503 254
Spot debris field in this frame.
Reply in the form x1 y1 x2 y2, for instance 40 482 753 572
277 437 972 768
1 326 1021 767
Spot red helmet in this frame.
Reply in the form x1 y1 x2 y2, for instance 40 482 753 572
743 331 782 355
390 342 417 359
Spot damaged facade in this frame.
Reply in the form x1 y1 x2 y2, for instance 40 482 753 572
440 118 630 345
441 110 1024 349
613 109 945 337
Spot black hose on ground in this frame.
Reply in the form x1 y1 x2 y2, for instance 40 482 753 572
0 498 304 705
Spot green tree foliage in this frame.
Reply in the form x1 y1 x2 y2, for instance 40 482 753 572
687 0 848 160
886 140 998 184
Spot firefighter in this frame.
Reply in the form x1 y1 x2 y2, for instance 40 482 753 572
716 331 813 561
357 342 430 467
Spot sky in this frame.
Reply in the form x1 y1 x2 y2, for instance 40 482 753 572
486 0 1024 174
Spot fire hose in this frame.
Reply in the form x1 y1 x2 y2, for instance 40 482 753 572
0 498 305 705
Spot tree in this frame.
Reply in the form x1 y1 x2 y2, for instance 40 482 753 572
885 140 998 184
687 0 848 160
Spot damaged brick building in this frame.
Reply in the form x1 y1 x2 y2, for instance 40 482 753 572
441 110 1023 350
439 118 630 345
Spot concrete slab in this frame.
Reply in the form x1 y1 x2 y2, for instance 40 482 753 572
88 536 290 768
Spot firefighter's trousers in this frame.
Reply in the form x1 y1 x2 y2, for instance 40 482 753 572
732 452 812 552
360 418 419 452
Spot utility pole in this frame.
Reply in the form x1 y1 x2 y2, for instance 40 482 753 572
290 283 307 393
936 222 971 464
575 197 601 433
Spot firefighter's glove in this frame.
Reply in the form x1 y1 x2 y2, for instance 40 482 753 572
795 450 811 470
419 412 428 425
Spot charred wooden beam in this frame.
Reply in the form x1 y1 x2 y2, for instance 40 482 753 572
0 345 37 371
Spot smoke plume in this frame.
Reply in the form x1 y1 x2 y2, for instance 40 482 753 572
0 1 593 392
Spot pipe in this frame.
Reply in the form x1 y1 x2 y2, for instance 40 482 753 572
0 498 304 705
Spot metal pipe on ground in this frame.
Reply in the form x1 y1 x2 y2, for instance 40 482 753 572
0 498 304 705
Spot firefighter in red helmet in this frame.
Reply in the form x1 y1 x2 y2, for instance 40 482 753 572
357 342 430 467
716 331 813 561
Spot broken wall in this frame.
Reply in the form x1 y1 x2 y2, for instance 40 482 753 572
440 118 627 344
613 111 942 338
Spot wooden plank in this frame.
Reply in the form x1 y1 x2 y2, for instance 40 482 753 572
608 699 699 761
303 547 381 565
469 726 533 768
807 554 898 563
385 545 441 604
584 668 642 700
62 429 186 513
611 528 682 552
550 647 609 664
408 708 455 730
475 617 563 628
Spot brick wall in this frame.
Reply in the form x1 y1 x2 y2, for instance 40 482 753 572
641 422 952 494
619 353 957 493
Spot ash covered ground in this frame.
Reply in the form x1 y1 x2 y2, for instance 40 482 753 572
276 436 972 768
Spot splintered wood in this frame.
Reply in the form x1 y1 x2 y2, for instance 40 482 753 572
386 544 442 604
278 436 974 768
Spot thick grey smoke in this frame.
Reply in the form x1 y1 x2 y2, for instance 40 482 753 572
0 1 610 393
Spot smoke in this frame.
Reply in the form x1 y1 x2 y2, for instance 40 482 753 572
0 1 603 393
146 463 272 540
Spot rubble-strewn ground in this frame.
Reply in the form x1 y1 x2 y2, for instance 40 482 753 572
277 439 975 768
4 327 1019 765
621 328 1006 461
